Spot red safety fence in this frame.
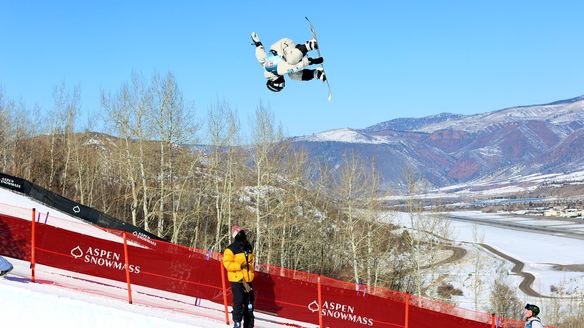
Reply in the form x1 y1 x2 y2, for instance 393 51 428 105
0 207 536 328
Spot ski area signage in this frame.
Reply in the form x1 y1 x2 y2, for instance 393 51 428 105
0 210 522 328
71 245 141 274
308 300 374 326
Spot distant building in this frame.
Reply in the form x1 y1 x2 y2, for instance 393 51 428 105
544 208 561 217
543 207 583 218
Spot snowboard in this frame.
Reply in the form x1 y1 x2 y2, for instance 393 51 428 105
305 17 332 102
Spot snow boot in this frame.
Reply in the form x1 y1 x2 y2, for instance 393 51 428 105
305 38 318 51
314 67 327 82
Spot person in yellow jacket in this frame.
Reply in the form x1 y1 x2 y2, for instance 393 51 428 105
223 225 255 328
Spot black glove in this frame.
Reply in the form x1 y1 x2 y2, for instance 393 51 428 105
308 57 324 65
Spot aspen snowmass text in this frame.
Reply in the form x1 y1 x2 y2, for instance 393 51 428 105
320 301 374 326
75 246 141 274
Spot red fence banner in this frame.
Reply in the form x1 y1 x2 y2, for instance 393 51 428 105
0 211 532 328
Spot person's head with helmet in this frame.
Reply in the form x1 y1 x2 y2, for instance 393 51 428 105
525 303 540 318
524 303 543 327
266 76 285 92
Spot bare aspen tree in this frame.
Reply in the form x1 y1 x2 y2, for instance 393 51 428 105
133 75 153 232
362 160 383 286
222 113 241 247
45 105 62 190
471 225 486 311
0 90 13 171
489 278 522 319
52 84 80 196
103 73 157 231
403 167 424 296
335 152 368 284
399 166 452 299
126 74 154 231
12 101 36 179
250 104 283 264
151 73 197 239
278 147 309 269
207 100 240 251
102 84 140 226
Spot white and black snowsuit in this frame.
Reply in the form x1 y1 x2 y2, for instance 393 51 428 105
255 38 315 81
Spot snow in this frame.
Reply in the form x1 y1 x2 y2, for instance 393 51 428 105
383 211 584 300
446 215 584 266
83 137 105 147
295 128 393 144
0 260 218 327
475 145 502 157
414 98 584 133
388 168 584 202
2 258 303 327
0 258 312 328
381 211 584 319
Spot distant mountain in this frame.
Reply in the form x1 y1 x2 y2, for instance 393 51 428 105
364 113 464 133
291 95 584 190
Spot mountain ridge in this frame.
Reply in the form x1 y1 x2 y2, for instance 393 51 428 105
291 95 584 189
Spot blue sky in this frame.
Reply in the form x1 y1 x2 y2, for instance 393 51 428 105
1 1 583 138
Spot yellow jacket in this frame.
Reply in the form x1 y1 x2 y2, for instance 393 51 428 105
223 244 254 283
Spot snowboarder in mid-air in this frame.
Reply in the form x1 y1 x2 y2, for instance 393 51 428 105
251 32 326 92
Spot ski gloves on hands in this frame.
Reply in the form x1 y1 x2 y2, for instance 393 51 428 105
242 281 253 293
251 32 262 47
308 57 324 65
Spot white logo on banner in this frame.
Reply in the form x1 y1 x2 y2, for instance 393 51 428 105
72 206 81 213
307 300 374 326
132 231 157 247
70 246 141 274
308 300 319 313
0 177 21 189
71 246 83 259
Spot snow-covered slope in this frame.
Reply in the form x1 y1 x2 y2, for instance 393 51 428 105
291 95 584 190
0 259 303 327
293 128 393 144
414 95 584 133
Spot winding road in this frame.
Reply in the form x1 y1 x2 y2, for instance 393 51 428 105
445 212 584 298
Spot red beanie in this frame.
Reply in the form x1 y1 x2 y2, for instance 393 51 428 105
231 225 244 239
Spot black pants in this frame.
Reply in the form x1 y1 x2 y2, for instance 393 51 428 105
231 281 255 327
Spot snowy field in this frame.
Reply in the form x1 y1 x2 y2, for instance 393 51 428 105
381 169 584 204
0 259 226 327
382 211 584 320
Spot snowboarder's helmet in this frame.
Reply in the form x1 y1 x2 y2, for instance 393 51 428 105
525 304 540 316
266 76 285 92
